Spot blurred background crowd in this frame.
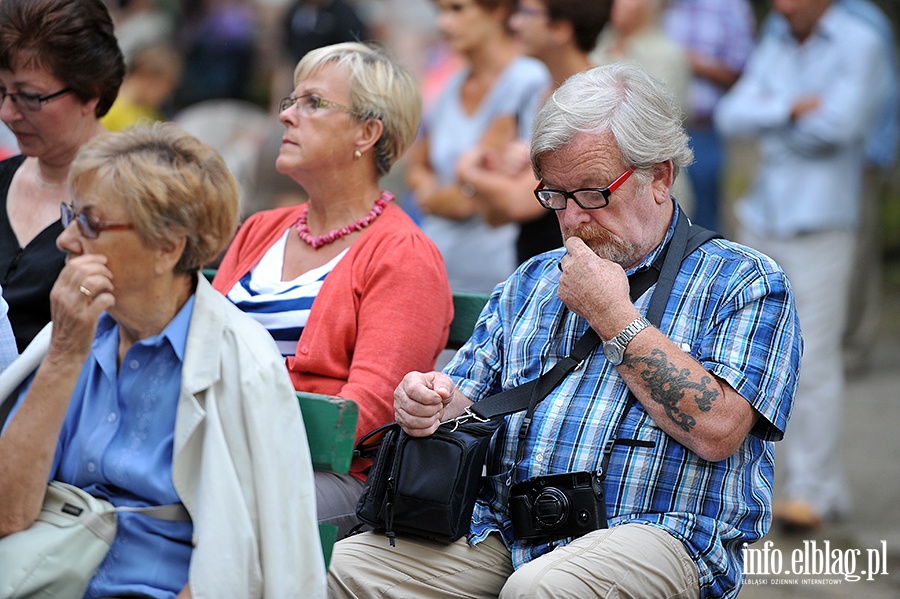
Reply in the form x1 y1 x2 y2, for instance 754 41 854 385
1 0 895 270
0 0 900 240
1 1 896 360
1 3 898 595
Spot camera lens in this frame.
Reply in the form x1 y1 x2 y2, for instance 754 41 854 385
533 488 570 529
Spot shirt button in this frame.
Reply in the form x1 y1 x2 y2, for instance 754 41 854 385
300 346 309 355
129 359 140 370
86 462 96 472
107 412 117 423
534 452 544 463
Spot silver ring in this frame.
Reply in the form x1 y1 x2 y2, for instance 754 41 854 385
79 285 93 299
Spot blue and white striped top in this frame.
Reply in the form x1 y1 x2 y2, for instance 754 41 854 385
225 230 347 357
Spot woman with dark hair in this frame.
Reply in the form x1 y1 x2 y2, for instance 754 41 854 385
0 0 125 352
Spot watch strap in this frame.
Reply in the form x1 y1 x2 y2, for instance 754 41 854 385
606 316 652 356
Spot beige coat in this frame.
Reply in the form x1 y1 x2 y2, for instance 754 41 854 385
173 277 325 598
0 276 326 598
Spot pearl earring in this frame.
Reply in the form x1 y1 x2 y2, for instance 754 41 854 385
354 150 362 159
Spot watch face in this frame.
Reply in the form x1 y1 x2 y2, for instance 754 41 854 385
603 342 623 365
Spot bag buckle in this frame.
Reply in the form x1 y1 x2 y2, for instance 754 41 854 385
446 406 491 432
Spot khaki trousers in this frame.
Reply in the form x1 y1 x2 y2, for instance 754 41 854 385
327 523 699 598
738 227 855 518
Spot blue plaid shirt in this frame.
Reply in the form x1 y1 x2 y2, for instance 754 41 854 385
446 207 801 599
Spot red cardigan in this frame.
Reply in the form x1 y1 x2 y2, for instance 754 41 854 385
213 201 453 478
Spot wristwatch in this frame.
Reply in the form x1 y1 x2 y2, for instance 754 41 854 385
602 316 651 366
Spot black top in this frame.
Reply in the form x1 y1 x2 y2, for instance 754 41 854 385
283 0 370 62
516 210 562 264
0 155 66 352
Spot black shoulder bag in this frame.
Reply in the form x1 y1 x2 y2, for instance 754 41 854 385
355 214 719 545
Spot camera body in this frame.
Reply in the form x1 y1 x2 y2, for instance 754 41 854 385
508 470 608 540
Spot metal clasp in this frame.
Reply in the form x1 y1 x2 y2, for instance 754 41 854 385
445 406 490 432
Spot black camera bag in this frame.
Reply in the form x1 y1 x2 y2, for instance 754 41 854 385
356 417 502 544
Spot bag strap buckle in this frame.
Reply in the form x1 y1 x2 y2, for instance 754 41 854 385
446 406 491 432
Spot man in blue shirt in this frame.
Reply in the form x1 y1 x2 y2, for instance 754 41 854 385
662 0 757 233
838 0 899 374
328 63 801 599
715 0 891 531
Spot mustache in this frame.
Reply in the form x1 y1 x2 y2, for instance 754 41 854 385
564 223 616 244
563 224 637 266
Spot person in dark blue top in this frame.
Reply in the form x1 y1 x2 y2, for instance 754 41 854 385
0 0 125 352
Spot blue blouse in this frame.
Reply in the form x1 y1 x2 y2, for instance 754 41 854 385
50 299 195 598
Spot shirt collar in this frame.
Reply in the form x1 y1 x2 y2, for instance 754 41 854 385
94 294 197 369
814 4 840 41
771 4 839 45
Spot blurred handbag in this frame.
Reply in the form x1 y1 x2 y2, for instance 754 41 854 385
0 326 190 599
0 480 190 599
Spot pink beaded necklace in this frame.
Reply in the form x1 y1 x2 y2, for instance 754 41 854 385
294 192 392 249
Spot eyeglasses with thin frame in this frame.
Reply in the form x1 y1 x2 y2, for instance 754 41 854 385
279 93 359 117
0 87 71 112
516 6 549 17
60 203 135 239
534 169 634 210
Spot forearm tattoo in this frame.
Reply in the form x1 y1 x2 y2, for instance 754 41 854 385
622 348 719 432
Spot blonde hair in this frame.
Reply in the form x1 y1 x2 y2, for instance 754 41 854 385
293 42 422 177
69 122 239 272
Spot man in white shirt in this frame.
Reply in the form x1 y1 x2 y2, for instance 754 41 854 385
715 0 891 531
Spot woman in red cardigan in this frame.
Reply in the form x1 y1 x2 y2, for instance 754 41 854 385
213 42 453 539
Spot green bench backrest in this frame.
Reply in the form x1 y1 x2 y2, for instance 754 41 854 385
297 392 358 473
297 392 358 568
446 291 490 350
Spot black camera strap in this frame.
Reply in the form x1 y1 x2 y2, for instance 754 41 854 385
509 210 701 474
469 210 717 428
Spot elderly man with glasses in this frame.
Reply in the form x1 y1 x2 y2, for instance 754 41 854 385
327 62 802 599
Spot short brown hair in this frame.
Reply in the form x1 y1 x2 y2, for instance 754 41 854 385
434 0 517 32
544 0 612 54
0 0 125 117
69 123 240 273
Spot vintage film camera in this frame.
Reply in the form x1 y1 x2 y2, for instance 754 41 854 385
508 470 608 540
